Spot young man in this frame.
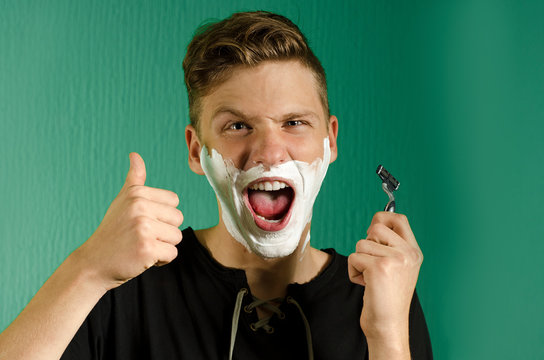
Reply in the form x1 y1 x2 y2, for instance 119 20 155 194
0 11 431 360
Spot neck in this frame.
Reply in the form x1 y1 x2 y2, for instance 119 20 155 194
195 221 330 300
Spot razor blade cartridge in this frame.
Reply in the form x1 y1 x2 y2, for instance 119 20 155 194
376 165 399 192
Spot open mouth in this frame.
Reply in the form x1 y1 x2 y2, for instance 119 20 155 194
244 178 295 232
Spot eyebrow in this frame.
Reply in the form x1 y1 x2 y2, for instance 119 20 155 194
211 106 249 121
282 111 320 122
211 106 320 123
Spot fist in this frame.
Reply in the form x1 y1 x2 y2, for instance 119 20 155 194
75 153 184 290
348 212 423 338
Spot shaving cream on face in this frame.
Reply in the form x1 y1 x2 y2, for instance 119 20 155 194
200 138 331 258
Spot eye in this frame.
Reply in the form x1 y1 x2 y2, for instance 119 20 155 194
227 121 250 131
285 120 308 127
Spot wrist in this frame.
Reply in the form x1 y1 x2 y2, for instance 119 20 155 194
63 248 109 297
364 323 410 360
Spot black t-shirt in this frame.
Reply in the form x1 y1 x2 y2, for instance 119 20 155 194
62 227 432 359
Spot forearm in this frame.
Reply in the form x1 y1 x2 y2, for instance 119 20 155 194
0 153 182 360
366 323 411 360
367 339 410 360
0 251 107 360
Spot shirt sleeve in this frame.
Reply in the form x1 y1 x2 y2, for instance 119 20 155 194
60 292 112 360
409 290 433 359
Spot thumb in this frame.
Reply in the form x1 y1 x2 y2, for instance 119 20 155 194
124 152 146 187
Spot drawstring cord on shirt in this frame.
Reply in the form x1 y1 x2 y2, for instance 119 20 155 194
229 288 314 360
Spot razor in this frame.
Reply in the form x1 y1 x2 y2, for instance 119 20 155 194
376 165 399 213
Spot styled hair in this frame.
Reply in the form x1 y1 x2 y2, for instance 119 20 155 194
182 11 329 132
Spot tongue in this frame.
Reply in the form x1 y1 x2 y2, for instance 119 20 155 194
248 188 292 220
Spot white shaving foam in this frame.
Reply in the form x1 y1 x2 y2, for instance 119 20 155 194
200 138 330 258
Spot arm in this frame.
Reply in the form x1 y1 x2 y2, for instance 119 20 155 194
0 153 183 360
0 251 107 360
348 212 424 360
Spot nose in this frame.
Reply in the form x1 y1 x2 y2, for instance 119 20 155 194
249 128 289 169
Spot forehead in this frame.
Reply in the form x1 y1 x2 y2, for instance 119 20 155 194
200 60 326 122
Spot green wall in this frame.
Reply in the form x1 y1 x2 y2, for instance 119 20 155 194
1 1 543 358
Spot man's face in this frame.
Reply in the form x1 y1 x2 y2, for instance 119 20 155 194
186 60 338 257
194 60 337 171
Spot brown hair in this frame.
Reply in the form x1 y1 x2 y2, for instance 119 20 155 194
182 11 329 132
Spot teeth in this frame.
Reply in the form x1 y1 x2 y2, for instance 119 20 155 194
249 181 289 191
256 214 281 223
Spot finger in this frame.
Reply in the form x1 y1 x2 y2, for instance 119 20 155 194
134 199 183 227
369 212 418 247
366 223 408 248
355 239 396 257
153 241 179 267
124 185 180 208
151 219 183 245
348 252 376 286
155 204 184 227
124 152 146 187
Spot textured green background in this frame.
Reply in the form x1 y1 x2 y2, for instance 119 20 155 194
1 1 543 358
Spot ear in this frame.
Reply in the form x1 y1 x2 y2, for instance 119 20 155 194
185 124 205 175
327 115 339 163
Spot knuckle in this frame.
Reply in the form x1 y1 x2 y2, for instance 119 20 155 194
171 192 180 206
157 246 178 266
355 239 364 249
373 211 387 221
162 189 179 205
135 237 153 258
174 228 183 243
366 224 377 236
127 185 144 198
414 248 424 264
133 216 152 237
396 213 408 223
376 257 395 272
399 253 411 267
367 223 385 238
127 205 140 219
129 197 147 213
400 248 422 268
373 222 387 232
405 245 422 262
356 240 371 253
370 212 388 229
176 209 184 225
347 253 358 265
167 246 179 262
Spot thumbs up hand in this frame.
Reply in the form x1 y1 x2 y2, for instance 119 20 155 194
74 153 184 291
